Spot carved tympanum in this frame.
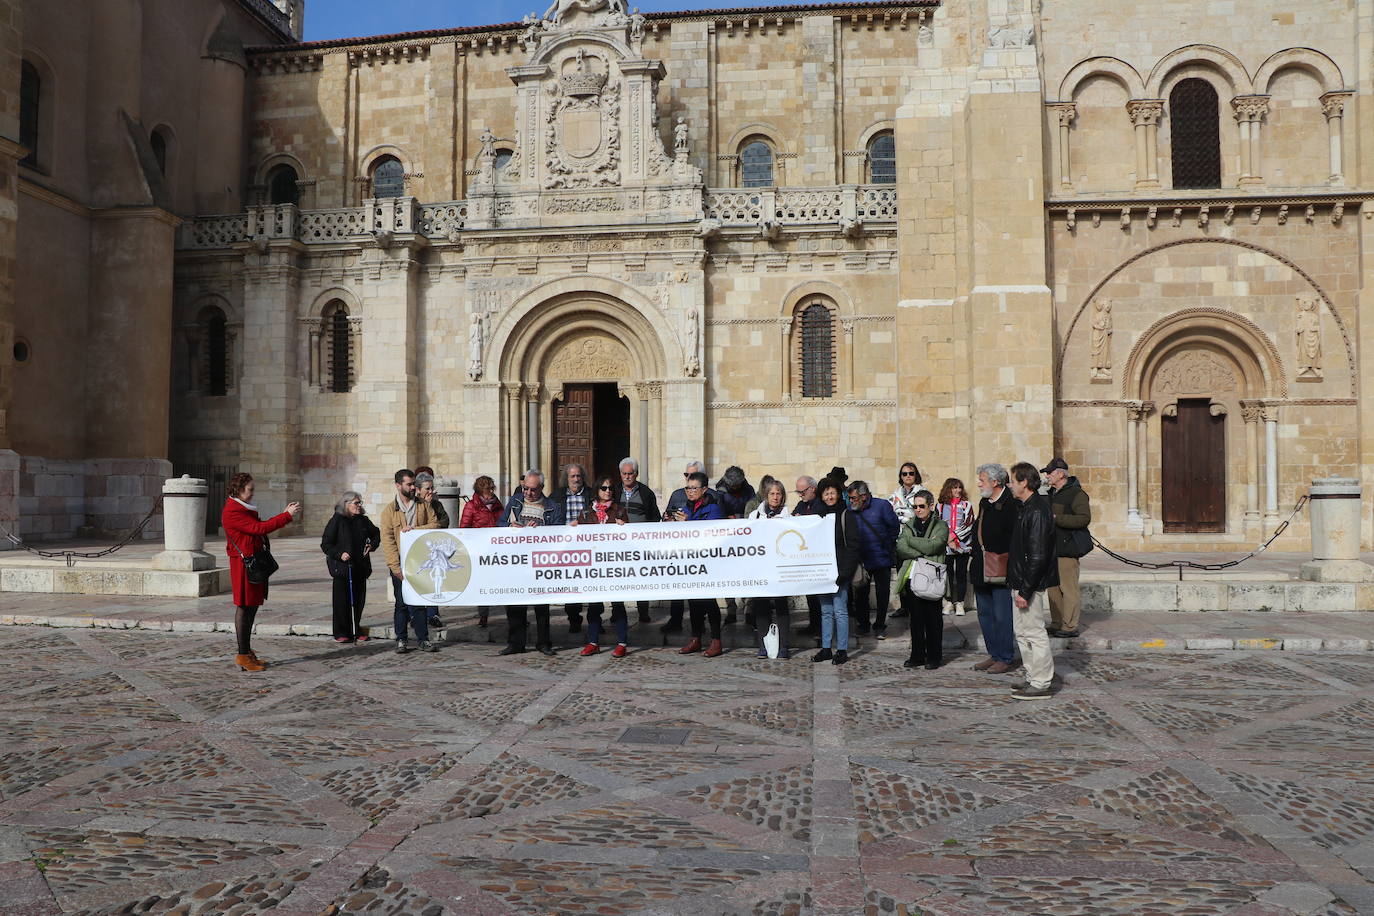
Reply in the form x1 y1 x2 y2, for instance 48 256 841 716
547 336 631 379
1153 350 1238 395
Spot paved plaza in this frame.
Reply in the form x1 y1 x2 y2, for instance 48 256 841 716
2 617 1374 915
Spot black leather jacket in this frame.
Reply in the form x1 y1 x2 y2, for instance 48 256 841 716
1007 492 1060 602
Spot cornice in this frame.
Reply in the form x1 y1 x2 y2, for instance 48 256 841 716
19 178 91 217
1046 190 1373 211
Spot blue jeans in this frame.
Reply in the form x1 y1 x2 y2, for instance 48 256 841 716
391 574 430 642
819 584 849 650
974 585 1014 663
587 602 628 645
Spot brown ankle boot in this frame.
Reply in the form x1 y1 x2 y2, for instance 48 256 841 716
704 638 723 658
679 637 702 654
235 653 266 672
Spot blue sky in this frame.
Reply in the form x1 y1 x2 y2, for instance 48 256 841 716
302 0 826 41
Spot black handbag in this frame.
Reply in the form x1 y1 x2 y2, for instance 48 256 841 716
231 536 279 584
326 556 350 579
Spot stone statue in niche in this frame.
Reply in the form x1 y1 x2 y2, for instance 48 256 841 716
467 312 485 381
1296 296 1322 379
674 117 690 157
478 127 497 160
683 304 700 377
1089 298 1112 380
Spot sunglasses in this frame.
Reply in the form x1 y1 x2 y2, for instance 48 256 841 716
901 471 917 477
598 484 613 491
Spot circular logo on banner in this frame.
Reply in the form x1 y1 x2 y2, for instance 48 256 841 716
775 528 812 559
403 532 473 602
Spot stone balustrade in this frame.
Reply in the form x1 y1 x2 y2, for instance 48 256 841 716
176 185 897 251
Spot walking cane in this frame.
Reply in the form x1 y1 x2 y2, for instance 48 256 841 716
347 564 356 639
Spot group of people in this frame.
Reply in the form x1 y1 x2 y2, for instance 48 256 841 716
221 454 1092 701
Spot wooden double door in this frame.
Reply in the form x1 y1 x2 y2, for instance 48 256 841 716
552 383 631 484
1161 398 1226 533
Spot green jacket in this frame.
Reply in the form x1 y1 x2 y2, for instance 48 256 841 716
896 514 949 562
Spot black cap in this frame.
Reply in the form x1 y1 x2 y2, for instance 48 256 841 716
828 466 848 485
1040 457 1068 474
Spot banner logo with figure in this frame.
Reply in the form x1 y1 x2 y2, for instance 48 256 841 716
400 515 837 607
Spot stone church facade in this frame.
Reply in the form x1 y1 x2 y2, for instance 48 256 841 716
2 0 1372 552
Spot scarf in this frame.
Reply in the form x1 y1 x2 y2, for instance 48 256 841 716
947 497 965 550
231 496 258 513
762 503 784 518
593 499 610 524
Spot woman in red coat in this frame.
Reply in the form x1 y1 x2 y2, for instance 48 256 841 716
459 474 502 627
223 472 301 671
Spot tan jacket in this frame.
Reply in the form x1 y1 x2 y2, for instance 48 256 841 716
380 496 441 575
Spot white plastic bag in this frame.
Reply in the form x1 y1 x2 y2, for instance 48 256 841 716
763 623 780 659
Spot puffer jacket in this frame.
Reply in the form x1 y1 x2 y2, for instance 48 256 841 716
460 494 503 528
1008 492 1060 602
682 489 724 521
850 497 900 570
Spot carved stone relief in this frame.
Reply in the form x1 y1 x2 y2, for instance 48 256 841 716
546 336 631 380
1295 295 1322 380
1089 298 1112 381
1153 350 1238 396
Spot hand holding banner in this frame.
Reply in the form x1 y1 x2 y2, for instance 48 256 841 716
400 515 837 607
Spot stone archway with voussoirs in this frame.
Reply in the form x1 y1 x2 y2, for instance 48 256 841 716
482 275 697 496
1121 308 1286 537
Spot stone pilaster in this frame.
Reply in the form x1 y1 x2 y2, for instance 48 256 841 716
236 236 305 523
353 237 426 516
800 14 838 185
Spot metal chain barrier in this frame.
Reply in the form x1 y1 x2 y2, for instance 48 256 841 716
1 495 165 567
1089 494 1309 580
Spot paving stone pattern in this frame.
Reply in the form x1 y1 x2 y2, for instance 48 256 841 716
1 625 1374 915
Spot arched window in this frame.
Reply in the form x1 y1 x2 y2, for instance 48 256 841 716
20 60 39 168
494 148 514 174
325 303 353 393
267 163 300 205
371 156 405 198
150 128 169 176
867 132 896 184
205 309 228 396
740 140 774 188
1169 78 1221 189
798 302 835 398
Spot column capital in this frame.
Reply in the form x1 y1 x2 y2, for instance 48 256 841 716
1320 90 1355 119
1046 101 1077 126
1231 94 1270 123
1124 400 1153 421
1125 99 1164 127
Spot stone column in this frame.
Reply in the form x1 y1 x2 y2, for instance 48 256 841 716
779 318 792 399
841 318 856 399
1241 400 1262 526
502 383 524 491
1047 102 1075 192
1261 403 1280 529
1126 100 1163 190
1232 95 1269 186
1300 478 1374 581
619 59 668 183
1125 401 1147 529
151 475 213 570
526 390 541 473
1320 91 1354 186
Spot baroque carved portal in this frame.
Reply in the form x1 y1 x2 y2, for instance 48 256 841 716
547 336 631 381
547 51 621 189
1153 350 1239 396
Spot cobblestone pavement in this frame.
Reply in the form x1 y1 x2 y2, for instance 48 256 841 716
3 625 1374 915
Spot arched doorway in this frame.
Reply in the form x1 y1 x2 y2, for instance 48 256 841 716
487 282 676 492
1125 308 1285 536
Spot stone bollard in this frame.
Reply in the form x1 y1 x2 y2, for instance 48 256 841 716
437 482 461 529
151 475 215 571
1299 478 1374 582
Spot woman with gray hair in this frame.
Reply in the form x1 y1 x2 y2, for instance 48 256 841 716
321 491 382 643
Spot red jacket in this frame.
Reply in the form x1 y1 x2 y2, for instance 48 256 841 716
460 494 503 528
222 498 293 607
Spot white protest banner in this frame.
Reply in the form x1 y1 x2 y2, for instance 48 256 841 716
400 515 837 607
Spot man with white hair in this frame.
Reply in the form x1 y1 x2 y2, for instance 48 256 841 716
499 469 566 656
613 457 660 524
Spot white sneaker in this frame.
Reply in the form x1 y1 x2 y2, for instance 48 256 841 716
955 603 966 616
